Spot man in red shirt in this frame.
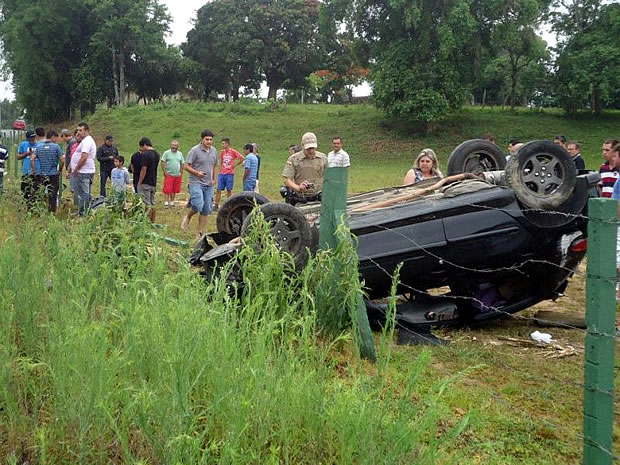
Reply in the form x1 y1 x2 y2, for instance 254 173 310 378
214 137 245 210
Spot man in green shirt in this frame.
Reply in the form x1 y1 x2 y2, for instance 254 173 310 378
161 140 184 207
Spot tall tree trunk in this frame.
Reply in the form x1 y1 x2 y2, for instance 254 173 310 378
119 45 126 106
482 88 487 107
112 47 120 105
267 85 278 100
592 83 601 115
510 68 517 109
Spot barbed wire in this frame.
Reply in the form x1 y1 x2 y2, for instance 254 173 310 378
360 253 618 338
369 304 619 461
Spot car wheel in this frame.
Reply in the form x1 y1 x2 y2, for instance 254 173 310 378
505 140 576 210
241 202 313 269
216 192 270 236
446 139 506 175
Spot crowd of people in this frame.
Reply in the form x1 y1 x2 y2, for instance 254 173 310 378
0 125 351 239
1 126 618 237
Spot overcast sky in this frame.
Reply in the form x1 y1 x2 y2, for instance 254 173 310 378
163 0 204 46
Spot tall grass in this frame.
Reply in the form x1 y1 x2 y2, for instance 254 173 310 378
0 198 468 464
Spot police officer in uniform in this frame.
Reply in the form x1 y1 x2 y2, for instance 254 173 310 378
281 132 327 205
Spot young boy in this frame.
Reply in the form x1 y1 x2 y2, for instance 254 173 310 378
111 156 131 195
214 137 244 210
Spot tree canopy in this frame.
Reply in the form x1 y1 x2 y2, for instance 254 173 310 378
0 0 618 125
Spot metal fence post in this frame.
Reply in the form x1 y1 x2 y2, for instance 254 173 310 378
319 167 376 362
583 198 616 465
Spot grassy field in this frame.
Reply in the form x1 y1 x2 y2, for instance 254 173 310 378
74 102 618 241
1 103 619 463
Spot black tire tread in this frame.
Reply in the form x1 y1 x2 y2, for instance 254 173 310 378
241 202 313 269
446 139 506 176
216 191 270 235
505 140 576 210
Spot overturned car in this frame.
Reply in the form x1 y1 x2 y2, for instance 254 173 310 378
191 140 599 329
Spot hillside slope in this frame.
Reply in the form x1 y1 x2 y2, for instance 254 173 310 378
88 103 619 198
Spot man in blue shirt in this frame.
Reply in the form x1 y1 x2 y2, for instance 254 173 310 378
17 129 43 209
32 129 63 213
242 143 259 191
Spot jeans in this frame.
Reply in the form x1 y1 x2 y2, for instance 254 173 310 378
100 169 112 197
21 174 36 210
74 173 94 216
188 183 214 215
34 174 60 213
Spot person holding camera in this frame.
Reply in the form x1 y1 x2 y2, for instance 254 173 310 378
17 128 43 209
281 132 327 205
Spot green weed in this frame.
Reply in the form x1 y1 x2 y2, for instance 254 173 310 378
0 198 467 464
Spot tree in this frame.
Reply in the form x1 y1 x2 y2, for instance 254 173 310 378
89 0 171 106
0 98 23 127
349 0 480 128
129 46 187 103
250 0 321 100
489 0 550 109
551 1 620 114
0 0 97 121
0 0 172 119
182 0 262 101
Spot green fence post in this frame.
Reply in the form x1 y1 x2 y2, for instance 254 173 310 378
319 167 376 362
583 198 616 465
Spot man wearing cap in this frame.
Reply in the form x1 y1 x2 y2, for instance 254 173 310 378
281 132 327 205
17 129 43 208
96 135 119 197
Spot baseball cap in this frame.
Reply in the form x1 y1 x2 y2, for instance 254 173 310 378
105 135 114 141
301 132 318 149
60 128 70 136
25 130 35 139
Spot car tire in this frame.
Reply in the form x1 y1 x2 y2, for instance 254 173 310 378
216 192 270 236
446 139 506 175
240 202 313 269
505 140 576 210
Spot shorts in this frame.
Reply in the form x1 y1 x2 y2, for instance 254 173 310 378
163 174 182 194
243 179 256 192
189 183 214 215
137 183 156 206
217 173 234 191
